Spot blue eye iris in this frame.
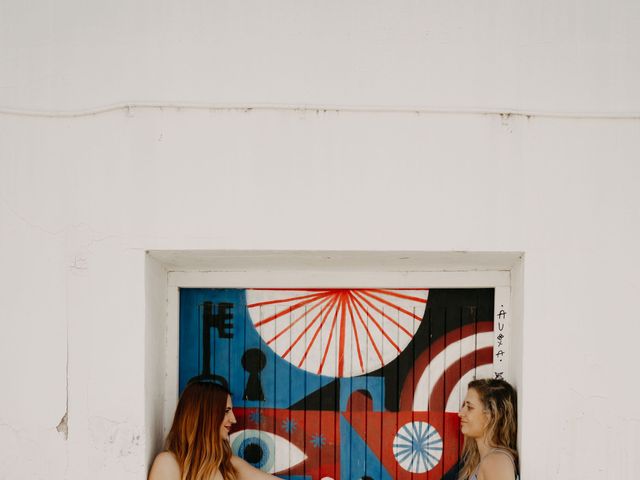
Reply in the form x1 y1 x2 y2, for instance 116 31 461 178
237 436 272 470
230 429 307 474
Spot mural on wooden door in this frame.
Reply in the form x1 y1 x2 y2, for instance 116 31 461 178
180 288 495 480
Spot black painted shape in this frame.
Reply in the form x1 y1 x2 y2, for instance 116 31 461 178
204 301 234 338
201 301 234 377
379 288 495 411
242 348 266 401
443 461 461 480
288 378 340 410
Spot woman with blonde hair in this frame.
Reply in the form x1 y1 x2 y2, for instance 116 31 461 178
458 378 519 480
149 380 279 480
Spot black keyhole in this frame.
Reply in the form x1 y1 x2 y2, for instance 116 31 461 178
242 348 266 401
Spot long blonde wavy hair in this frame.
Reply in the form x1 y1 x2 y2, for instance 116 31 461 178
458 379 518 480
165 381 238 480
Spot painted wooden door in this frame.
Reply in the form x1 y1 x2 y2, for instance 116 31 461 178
179 288 496 480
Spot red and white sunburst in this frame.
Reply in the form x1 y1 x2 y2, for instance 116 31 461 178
246 288 429 377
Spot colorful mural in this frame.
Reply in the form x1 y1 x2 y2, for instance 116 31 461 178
179 288 495 480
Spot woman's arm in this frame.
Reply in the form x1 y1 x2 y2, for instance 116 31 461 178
231 456 281 480
148 452 181 480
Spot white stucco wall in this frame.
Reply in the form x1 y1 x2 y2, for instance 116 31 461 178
1 1 639 479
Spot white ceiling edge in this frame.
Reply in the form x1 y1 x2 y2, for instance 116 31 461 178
147 250 523 272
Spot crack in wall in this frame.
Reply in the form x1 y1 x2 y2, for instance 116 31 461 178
56 303 69 441
56 412 68 440
1 102 639 120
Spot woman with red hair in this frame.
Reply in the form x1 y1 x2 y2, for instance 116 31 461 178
149 381 279 480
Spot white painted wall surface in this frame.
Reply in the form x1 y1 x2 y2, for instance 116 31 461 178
1 1 639 479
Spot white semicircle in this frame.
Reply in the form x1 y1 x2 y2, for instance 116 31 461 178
247 288 428 377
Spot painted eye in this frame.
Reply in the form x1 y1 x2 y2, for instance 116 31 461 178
230 429 307 474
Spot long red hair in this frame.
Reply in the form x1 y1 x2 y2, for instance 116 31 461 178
165 382 237 480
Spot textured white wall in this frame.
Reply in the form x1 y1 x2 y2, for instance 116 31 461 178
1 0 639 113
1 1 639 479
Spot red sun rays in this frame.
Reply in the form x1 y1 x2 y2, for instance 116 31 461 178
247 289 429 377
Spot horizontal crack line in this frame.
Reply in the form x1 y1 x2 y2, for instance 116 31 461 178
0 102 639 120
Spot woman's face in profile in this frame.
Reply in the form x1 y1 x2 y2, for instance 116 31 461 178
458 388 489 439
220 394 237 440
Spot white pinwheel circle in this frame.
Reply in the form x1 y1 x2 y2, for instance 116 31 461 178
393 421 443 473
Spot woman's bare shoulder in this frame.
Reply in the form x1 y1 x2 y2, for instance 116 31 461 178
148 451 181 480
479 451 516 480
